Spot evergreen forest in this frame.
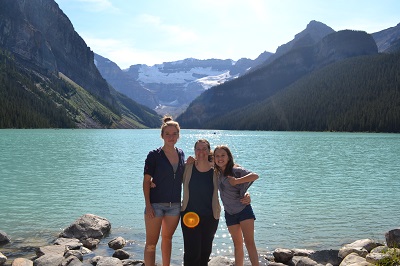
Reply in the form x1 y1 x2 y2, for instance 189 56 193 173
205 53 400 132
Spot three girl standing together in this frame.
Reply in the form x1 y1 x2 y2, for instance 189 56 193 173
143 116 260 266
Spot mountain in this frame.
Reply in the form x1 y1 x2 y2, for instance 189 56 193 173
257 20 335 69
94 20 399 127
177 30 380 129
0 0 160 128
372 23 400 53
2 0 398 131
94 54 158 109
95 52 272 117
207 52 400 132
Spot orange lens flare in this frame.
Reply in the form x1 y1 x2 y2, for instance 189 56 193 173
183 212 200 228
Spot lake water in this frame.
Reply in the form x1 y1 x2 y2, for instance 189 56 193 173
1 129 399 265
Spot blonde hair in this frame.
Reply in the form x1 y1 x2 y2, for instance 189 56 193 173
160 115 180 137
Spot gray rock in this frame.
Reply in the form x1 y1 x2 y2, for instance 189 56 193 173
385 228 400 248
33 254 64 266
309 249 340 266
89 255 102 265
36 245 66 258
370 245 388 253
96 257 123 266
208 256 234 265
365 252 389 264
0 252 7 265
338 246 368 259
292 249 314 257
59 255 83 266
291 256 318 266
54 238 83 250
11 258 33 266
273 248 294 264
80 237 100 250
121 259 145 266
108 237 126 250
0 231 11 245
59 214 111 240
342 239 382 252
338 253 374 266
113 249 130 260
64 250 83 261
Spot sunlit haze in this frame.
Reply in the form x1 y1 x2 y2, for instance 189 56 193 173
55 0 400 69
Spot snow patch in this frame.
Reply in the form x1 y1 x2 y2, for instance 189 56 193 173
138 65 231 85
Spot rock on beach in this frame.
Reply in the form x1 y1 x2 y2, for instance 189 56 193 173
1 214 399 266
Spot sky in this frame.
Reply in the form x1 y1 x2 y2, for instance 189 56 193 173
54 0 400 69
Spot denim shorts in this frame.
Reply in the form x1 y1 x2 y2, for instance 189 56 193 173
145 203 181 217
224 204 256 226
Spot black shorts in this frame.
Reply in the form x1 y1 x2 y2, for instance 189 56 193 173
224 204 256 226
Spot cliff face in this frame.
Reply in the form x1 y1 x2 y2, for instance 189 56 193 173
372 23 400 53
0 0 114 105
259 20 336 68
94 54 158 109
0 0 58 71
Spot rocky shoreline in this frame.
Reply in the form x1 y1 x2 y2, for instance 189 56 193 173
1 214 399 266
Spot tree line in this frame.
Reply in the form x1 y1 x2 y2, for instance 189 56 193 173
0 50 75 128
205 53 400 132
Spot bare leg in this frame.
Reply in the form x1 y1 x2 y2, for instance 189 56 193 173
160 215 180 266
240 219 259 266
228 224 244 266
144 215 162 266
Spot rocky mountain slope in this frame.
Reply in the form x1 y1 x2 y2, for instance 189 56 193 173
0 0 160 128
177 30 382 129
94 20 335 117
95 52 272 117
95 20 400 123
372 23 400 53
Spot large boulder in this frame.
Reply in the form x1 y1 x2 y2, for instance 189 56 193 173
59 214 111 240
385 228 400 248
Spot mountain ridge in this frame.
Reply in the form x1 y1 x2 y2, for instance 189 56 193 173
176 30 384 130
0 0 160 128
1 0 399 131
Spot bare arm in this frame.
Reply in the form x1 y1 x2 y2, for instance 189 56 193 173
228 173 259 186
143 174 155 218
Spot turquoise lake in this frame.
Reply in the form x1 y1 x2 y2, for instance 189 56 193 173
0 129 399 265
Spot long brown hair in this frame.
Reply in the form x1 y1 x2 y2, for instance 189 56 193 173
214 145 235 176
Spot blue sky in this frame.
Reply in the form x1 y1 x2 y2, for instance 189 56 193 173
54 0 400 69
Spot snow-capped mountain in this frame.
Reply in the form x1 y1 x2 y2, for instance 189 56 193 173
95 53 272 116
95 20 400 118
